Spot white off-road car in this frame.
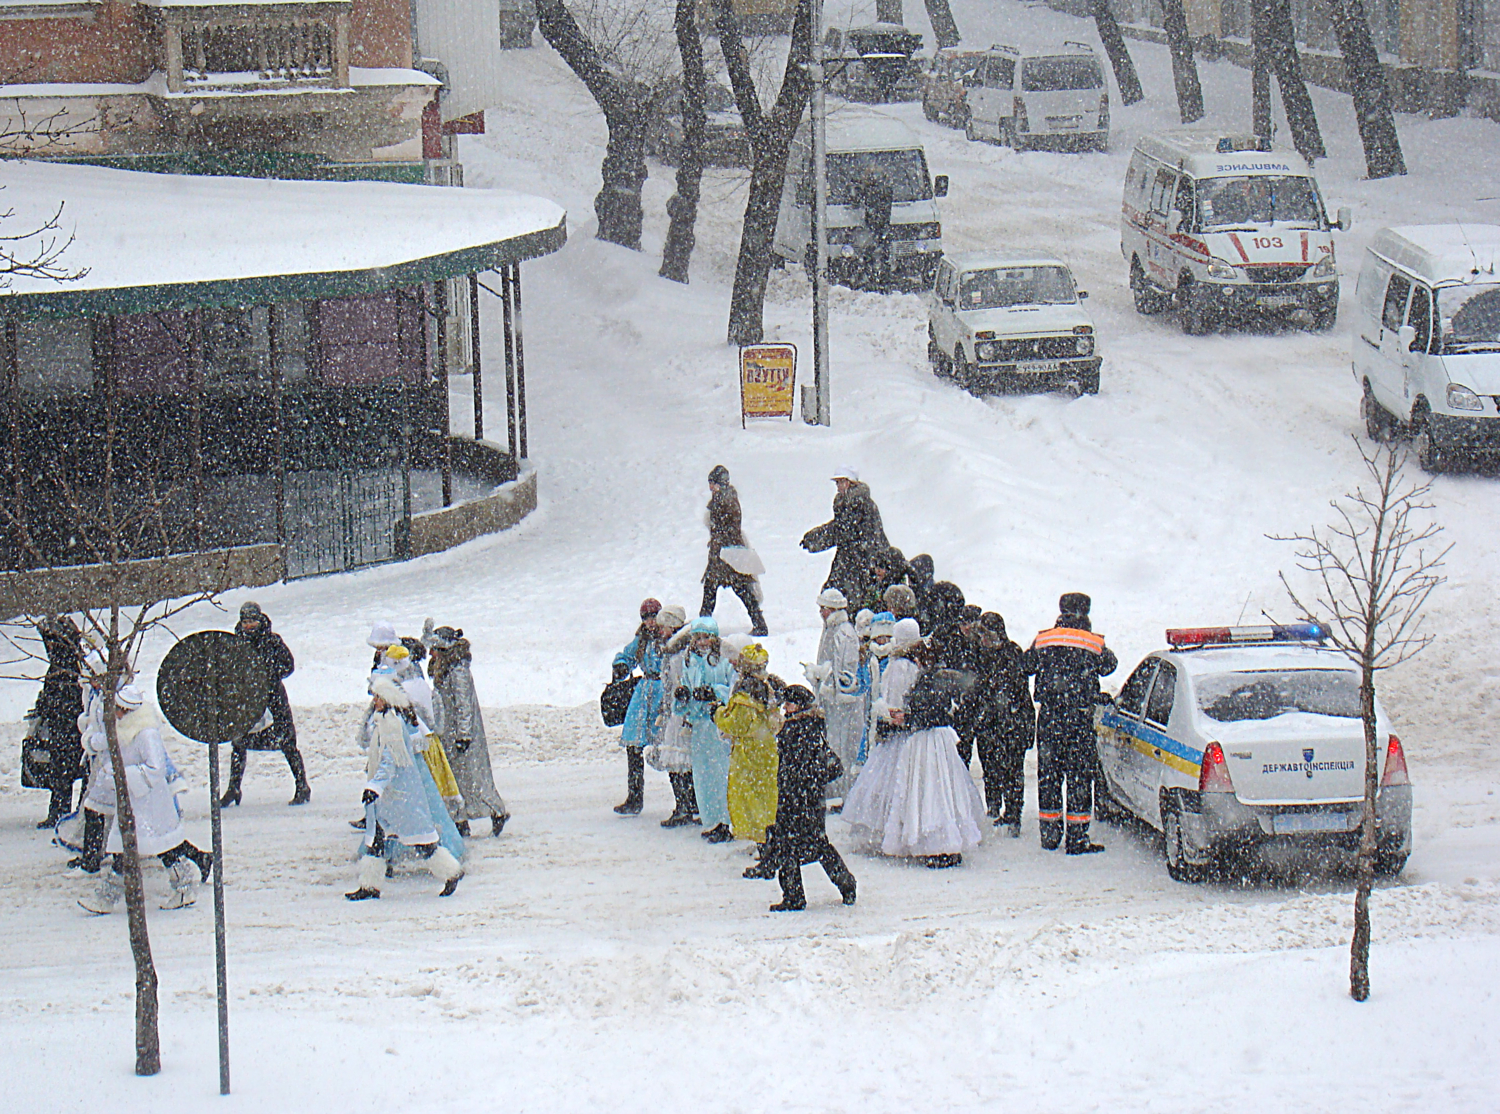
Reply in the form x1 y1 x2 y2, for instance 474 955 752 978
927 251 1100 394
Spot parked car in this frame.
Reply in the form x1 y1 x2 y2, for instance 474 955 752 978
1097 624 1413 882
1121 131 1348 334
922 48 988 129
497 0 535 48
928 251 1099 394
1356 224 1500 473
965 42 1108 151
772 109 947 292
825 23 925 103
645 80 749 168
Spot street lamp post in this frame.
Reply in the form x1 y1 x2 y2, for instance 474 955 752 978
806 0 831 426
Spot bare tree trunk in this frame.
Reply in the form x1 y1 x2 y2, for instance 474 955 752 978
1327 0 1406 178
876 0 903 24
1093 0 1144 105
1251 0 1273 140
661 0 708 283
537 0 651 249
1351 657 1378 1000
717 0 813 345
921 0 961 49
1265 0 1326 159
1160 0 1205 122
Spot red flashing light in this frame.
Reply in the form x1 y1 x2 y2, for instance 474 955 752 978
1166 623 1326 649
1199 741 1234 793
1381 735 1410 787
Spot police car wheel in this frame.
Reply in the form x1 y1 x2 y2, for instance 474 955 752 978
1163 800 1205 883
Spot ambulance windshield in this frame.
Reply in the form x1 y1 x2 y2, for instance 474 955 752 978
1197 175 1322 230
1196 670 1360 723
959 266 1077 308
1438 284 1500 351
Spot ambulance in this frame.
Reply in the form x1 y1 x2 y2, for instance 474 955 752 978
1096 624 1413 882
1120 133 1349 334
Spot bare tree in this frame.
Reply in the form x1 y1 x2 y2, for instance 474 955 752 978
1092 0 1144 106
1160 0 1204 123
1250 0 1325 160
920 0 961 49
537 0 680 250
660 0 709 282
2 325 229 1074
715 0 813 345
1327 0 1405 178
0 86 94 289
1273 441 1447 1002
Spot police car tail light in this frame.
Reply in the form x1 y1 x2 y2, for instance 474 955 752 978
1380 735 1410 787
1198 742 1234 793
1165 623 1326 649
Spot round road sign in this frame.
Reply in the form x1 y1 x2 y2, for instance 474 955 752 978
157 630 270 744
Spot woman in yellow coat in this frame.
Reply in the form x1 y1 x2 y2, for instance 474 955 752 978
717 643 783 848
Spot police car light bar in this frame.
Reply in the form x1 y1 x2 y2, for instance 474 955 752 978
1165 623 1326 649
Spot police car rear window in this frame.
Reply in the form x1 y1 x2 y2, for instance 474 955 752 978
1195 670 1360 722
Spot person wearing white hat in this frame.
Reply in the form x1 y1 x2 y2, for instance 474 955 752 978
805 587 861 806
800 469 889 608
651 608 699 828
841 617 921 853
80 686 212 914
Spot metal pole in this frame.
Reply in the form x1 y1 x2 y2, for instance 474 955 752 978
810 0 830 427
502 268 517 460
208 740 230 1095
469 273 483 441
435 280 452 507
513 264 528 460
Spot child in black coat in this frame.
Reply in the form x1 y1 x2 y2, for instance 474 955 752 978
768 685 857 911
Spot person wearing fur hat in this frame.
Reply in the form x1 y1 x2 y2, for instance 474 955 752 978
882 583 917 620
719 643 784 853
221 602 309 809
842 617 922 849
701 466 769 637
673 617 735 842
346 676 465 900
1022 593 1117 855
961 613 1035 835
762 686 856 911
80 686 212 914
424 620 509 837
651 607 699 827
806 587 861 806
609 599 668 816
800 468 889 607
366 621 436 729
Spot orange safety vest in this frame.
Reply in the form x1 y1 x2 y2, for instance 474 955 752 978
1032 626 1107 654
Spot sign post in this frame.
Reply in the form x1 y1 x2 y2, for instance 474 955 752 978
156 631 269 1099
739 343 798 428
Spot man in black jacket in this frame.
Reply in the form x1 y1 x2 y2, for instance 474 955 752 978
765 686 856 911
1023 593 1116 855
800 467 889 606
960 613 1035 836
701 465 768 637
35 616 84 828
222 602 310 807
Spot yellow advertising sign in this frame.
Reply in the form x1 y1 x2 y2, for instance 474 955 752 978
739 344 797 426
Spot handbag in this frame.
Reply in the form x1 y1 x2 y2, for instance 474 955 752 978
719 545 765 576
600 675 640 727
20 732 53 789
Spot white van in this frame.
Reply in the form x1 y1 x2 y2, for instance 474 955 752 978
772 109 947 291
965 43 1108 151
1355 225 1500 472
1120 132 1348 334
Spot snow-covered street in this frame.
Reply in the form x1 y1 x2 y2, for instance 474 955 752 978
4 0 1500 1108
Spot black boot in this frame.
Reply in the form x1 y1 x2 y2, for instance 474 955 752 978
701 823 733 843
771 864 807 911
68 809 107 873
614 747 645 815
182 842 214 884
1040 818 1063 851
221 743 247 808
743 834 779 879
1065 823 1105 855
39 784 72 829
283 743 311 806
491 813 509 836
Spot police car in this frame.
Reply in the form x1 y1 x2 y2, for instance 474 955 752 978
1095 624 1413 882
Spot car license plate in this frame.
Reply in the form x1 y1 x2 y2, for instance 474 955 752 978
1047 116 1081 128
1257 294 1298 308
1023 361 1062 374
1273 812 1350 834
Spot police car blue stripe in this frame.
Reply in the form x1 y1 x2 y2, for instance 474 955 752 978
1100 710 1204 767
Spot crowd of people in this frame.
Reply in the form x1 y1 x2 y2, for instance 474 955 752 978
605 464 1120 910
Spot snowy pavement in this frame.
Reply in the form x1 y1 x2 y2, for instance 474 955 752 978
4 0 1500 1107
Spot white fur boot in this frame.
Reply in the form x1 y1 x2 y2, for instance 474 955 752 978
427 846 463 897
161 859 198 910
346 854 384 901
79 868 123 915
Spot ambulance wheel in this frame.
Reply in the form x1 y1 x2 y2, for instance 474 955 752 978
1362 381 1399 443
1311 303 1338 331
1179 280 1216 335
1412 404 1450 474
1130 259 1167 315
1162 796 1205 883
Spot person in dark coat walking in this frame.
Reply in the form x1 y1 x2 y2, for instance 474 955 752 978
1022 593 1116 855
700 465 768 637
221 602 310 807
35 616 84 828
959 613 1035 835
800 467 889 607
764 686 856 910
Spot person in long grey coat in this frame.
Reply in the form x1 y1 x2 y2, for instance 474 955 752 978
805 587 862 805
424 622 509 837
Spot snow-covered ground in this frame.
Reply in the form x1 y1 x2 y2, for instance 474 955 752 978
4 0 1500 1108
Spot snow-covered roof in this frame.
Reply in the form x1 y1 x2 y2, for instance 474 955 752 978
0 158 566 317
1135 132 1314 179
0 68 439 99
1371 225 1500 286
945 251 1070 273
820 108 921 152
1161 644 1356 677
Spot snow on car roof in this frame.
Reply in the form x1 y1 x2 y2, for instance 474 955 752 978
1372 225 1500 285
821 108 922 151
945 251 1069 273
1162 644 1357 677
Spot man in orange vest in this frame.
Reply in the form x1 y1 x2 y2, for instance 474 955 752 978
1023 593 1117 854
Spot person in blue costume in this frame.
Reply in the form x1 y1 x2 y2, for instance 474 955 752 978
673 616 735 843
611 598 666 815
347 676 464 901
